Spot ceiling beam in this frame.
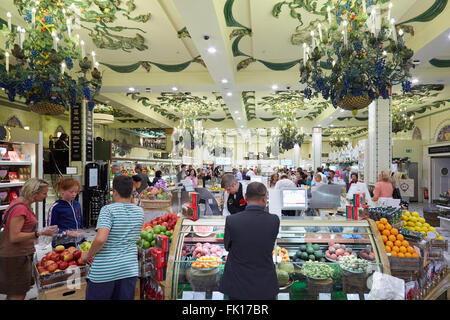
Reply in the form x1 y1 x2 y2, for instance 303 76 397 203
172 0 246 129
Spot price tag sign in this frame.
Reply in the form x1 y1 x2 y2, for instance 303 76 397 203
347 294 360 300
212 292 224 300
427 232 437 240
193 292 206 300
181 291 194 300
277 293 290 300
364 294 371 300
319 293 331 300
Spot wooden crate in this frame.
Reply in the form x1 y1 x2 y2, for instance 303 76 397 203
424 210 441 227
342 271 369 298
134 280 141 300
306 277 333 298
389 256 422 271
38 281 86 300
391 270 420 281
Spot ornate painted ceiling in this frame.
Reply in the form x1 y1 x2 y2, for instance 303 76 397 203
0 0 449 132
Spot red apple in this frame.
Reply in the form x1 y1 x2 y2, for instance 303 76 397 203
57 261 68 270
49 252 59 262
41 257 48 264
68 261 78 267
37 267 47 274
47 262 58 272
40 270 50 275
63 252 73 262
45 260 55 267
67 246 77 254
72 250 81 260
77 258 85 266
55 245 65 253
46 252 53 260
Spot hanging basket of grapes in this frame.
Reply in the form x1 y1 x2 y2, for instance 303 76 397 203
337 95 373 111
31 102 66 116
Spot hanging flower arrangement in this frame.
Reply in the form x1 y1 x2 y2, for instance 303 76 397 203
0 1 102 115
298 0 414 113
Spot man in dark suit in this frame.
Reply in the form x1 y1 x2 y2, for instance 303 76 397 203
219 182 280 300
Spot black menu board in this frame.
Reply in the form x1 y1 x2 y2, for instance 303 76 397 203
71 104 82 161
85 107 93 162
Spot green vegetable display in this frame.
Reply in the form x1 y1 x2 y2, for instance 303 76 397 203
301 261 334 279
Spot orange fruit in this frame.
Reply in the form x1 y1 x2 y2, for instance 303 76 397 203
402 240 409 248
405 253 412 258
385 224 392 231
392 246 400 253
398 252 405 258
399 246 407 253
381 235 388 243
394 240 402 247
407 247 415 254
386 241 394 248
388 235 397 242
385 246 391 253
378 224 385 231
380 218 388 224
391 228 398 236
382 229 391 237
396 234 404 241
391 251 398 257
412 253 420 258
376 221 381 225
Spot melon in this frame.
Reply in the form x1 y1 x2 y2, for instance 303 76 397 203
279 262 294 274
276 269 289 286
193 226 214 237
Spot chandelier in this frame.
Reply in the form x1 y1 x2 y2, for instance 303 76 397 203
392 104 414 133
329 133 349 149
0 0 102 115
299 0 414 114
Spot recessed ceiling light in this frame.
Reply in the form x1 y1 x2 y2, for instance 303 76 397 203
172 86 178 91
221 78 228 84
271 84 278 90
240 125 244 128
330 124 334 127
227 92 232 97
412 78 419 84
128 87 135 92
448 33 450 39
24 126 30 130
207 47 217 54
237 117 241 120
234 111 239 114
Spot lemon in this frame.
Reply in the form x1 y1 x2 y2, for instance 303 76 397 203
407 221 415 227
429 227 436 232
437 236 444 240
435 232 440 237
424 223 430 228
404 211 411 216
412 212 420 217
416 222 422 228
418 218 425 224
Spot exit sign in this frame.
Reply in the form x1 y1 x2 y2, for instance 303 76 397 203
406 149 412 153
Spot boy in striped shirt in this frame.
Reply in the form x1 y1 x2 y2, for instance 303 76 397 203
80 175 144 300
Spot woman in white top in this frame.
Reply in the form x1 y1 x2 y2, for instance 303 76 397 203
310 173 324 187
274 175 296 189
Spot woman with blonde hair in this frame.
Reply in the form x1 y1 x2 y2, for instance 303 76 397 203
0 178 56 300
372 170 394 202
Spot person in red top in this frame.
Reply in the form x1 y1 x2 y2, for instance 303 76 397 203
348 172 359 190
0 178 56 300
372 170 394 202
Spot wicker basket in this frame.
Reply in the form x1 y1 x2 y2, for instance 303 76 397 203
31 102 66 115
141 199 172 209
338 95 373 111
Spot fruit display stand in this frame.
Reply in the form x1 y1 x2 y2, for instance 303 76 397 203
165 216 390 300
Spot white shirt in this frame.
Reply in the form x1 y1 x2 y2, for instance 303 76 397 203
311 179 324 187
235 171 243 181
274 179 296 189
246 170 256 179
320 173 328 183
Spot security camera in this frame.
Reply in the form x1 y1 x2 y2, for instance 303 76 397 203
286 86 291 90
203 35 210 40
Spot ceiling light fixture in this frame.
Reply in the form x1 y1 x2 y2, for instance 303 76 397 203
128 87 135 92
271 84 278 90
24 126 30 130
412 78 419 84
234 111 239 114
207 46 217 54
227 92 232 97
172 86 178 91
221 78 228 84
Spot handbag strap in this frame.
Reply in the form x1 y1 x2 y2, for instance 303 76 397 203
1 202 28 229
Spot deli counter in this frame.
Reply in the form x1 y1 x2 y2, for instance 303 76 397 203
164 216 390 300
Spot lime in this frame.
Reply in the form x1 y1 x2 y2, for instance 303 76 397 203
136 239 143 247
151 240 155 247
166 231 172 237
153 226 161 234
169 235 173 241
142 240 150 249
160 226 167 233
140 231 148 238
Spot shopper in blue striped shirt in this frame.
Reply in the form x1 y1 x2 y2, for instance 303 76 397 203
80 175 144 300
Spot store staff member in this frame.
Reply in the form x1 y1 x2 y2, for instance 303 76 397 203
221 174 247 216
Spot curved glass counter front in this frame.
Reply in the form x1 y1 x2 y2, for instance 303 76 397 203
166 216 389 300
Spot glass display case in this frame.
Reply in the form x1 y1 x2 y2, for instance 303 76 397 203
165 216 390 300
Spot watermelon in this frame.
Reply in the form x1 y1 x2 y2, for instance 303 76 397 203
300 252 309 260
299 245 307 252
295 251 303 258
192 226 214 237
306 247 315 255
308 254 316 261
312 244 320 251
314 251 323 259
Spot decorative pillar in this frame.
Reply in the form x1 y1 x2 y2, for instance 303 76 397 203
368 98 392 185
293 144 300 168
312 127 322 169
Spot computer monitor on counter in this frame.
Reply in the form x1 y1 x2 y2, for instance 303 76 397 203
281 188 308 210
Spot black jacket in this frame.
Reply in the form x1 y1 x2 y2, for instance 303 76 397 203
219 205 280 299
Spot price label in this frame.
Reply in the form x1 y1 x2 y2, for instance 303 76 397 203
347 294 360 300
427 232 437 240
212 292 224 300
277 293 290 300
181 291 194 300
319 293 331 300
